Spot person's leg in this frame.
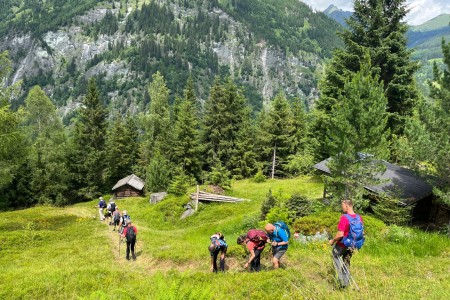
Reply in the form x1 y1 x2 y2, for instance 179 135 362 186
99 208 103 220
219 248 227 272
212 250 219 273
272 249 286 269
126 241 131 260
332 244 350 287
253 249 262 272
131 239 136 260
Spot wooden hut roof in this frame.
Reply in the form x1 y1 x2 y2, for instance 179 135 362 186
313 158 433 205
112 174 145 191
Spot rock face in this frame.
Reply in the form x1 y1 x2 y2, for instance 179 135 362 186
1 1 323 115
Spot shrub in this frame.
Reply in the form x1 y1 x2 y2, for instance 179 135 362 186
168 172 196 196
260 189 277 220
146 154 171 193
252 169 266 183
372 196 413 225
286 193 312 219
285 152 315 176
260 206 291 227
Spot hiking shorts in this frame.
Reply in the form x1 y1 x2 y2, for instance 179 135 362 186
273 248 287 260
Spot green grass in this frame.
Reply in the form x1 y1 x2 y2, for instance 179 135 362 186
1 176 449 299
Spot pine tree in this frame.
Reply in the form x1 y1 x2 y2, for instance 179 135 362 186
138 72 172 176
257 92 295 178
325 57 389 209
105 114 139 189
315 0 419 157
24 86 68 205
172 77 203 180
69 78 108 200
0 51 27 192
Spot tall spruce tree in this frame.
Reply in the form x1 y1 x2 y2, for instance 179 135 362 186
24 86 68 205
105 114 139 189
137 72 171 176
326 58 390 209
69 78 107 200
202 77 251 176
172 77 203 180
257 92 295 178
315 0 418 157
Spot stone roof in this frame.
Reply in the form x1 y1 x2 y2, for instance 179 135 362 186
112 174 145 191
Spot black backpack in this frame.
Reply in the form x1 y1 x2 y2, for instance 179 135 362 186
126 226 136 242
109 202 116 212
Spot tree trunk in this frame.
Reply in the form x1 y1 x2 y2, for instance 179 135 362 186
271 146 276 179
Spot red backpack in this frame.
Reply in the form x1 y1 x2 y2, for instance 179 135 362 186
246 229 268 246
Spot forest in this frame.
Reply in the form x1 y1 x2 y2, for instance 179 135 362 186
0 0 449 227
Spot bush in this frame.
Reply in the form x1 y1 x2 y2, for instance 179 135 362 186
293 211 387 237
372 197 413 225
168 172 196 196
146 154 171 193
285 152 315 176
286 193 312 219
260 189 277 220
252 169 266 183
260 206 291 227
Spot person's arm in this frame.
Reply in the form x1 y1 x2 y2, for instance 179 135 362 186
328 231 344 245
244 248 256 268
122 228 127 239
271 228 289 246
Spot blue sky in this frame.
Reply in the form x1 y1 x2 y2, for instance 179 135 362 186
301 0 450 25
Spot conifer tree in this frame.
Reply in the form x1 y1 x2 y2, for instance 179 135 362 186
257 92 295 178
172 77 203 180
138 72 171 176
24 86 68 205
69 78 108 200
315 0 418 157
105 114 139 188
326 58 390 209
0 51 27 192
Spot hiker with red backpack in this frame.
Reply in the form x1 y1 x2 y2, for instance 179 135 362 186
121 220 138 261
329 199 365 288
237 229 268 272
265 221 290 269
209 233 228 273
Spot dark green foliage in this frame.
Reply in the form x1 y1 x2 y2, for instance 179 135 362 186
316 0 419 157
286 194 312 219
104 115 139 189
325 57 390 209
372 197 413 226
256 92 295 178
260 189 277 221
168 170 195 196
251 169 266 183
146 154 171 193
69 78 108 200
203 158 231 189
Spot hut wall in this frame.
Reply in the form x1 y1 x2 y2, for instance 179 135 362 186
114 185 143 198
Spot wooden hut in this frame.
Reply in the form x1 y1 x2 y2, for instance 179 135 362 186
313 158 441 223
112 174 145 198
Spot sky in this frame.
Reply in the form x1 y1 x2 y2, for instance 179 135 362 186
300 0 450 25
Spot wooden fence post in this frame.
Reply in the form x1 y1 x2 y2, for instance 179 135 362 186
195 185 199 211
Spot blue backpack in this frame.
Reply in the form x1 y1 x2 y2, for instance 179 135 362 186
274 221 291 240
342 214 365 249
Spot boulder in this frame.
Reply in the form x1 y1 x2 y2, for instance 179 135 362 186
149 192 167 204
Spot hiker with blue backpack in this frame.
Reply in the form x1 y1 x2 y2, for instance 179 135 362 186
265 221 290 269
97 197 107 221
209 233 228 273
329 199 365 288
119 210 131 234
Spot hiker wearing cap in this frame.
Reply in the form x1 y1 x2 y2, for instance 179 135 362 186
329 199 365 288
237 229 267 272
122 221 138 261
97 197 106 221
119 210 131 234
265 221 290 269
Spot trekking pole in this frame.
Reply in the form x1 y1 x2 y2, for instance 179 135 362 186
119 236 121 258
332 247 360 291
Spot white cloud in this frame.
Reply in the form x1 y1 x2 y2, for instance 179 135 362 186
300 0 450 25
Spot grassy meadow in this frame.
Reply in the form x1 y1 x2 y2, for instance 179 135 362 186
1 176 449 299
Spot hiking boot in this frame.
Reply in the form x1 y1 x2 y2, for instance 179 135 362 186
132 254 136 261
126 256 130 261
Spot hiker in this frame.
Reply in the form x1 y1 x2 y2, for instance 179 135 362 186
121 221 137 261
112 209 121 231
237 229 267 272
208 233 228 273
119 210 131 234
265 221 290 269
329 199 365 288
106 199 116 225
97 197 106 221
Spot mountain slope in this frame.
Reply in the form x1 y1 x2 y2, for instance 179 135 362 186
323 4 352 27
1 177 450 299
0 0 343 116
